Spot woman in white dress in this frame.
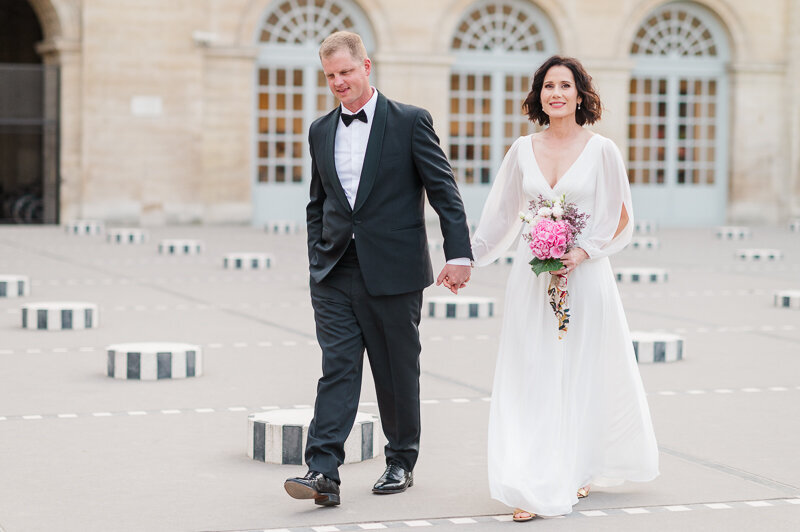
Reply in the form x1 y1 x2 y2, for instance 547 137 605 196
470 56 659 521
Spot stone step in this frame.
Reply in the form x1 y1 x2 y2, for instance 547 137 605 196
223 253 274 269
158 239 203 255
106 228 148 244
615 268 669 283
64 220 104 236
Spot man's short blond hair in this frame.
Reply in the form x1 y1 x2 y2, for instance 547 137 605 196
319 31 367 62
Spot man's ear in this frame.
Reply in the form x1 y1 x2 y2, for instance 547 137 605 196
364 58 371 76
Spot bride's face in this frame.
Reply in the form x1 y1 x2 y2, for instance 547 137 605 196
540 65 582 121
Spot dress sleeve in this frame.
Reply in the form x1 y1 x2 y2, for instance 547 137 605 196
575 137 634 259
470 137 527 267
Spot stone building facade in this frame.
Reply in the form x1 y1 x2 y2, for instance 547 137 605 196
2 0 799 226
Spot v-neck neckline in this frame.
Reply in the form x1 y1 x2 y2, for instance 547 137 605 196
528 134 598 191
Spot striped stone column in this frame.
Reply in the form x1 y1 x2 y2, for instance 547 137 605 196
615 268 669 283
735 249 783 261
64 220 104 236
630 236 660 250
223 253 274 270
716 226 751 240
634 220 657 234
106 228 148 244
493 252 515 265
21 302 99 330
158 239 203 255
427 296 495 318
0 275 29 298
774 290 800 309
247 409 382 465
265 220 300 235
631 332 684 363
107 342 202 380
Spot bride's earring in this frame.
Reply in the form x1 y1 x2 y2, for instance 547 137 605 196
578 102 581 110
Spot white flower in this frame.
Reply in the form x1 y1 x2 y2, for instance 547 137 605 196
538 206 552 217
519 211 534 224
552 205 564 218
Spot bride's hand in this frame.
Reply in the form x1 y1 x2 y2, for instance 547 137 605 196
551 248 589 276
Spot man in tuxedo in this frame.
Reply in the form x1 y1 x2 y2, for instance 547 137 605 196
283 31 473 507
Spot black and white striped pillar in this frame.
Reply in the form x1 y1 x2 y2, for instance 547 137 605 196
492 252 515 265
265 220 300 235
773 290 800 309
790 220 799 232
0 275 29 298
106 228 148 244
634 220 657 234
631 332 684 364
64 220 104 236
630 236 660 250
158 239 203 255
427 296 495 319
615 268 669 283
735 249 783 261
716 226 751 240
21 302 99 330
223 253 274 270
106 342 202 380
247 409 382 465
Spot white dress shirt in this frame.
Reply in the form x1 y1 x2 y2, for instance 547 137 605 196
333 88 470 267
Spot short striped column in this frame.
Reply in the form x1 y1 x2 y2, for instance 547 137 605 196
265 220 300 235
790 220 799 232
158 239 203 255
21 302 99 330
773 290 800 309
107 342 202 380
716 226 751 240
223 252 274 270
106 228 148 244
634 220 657 234
248 409 382 465
630 236 660 250
735 249 783 261
631 332 684 364
493 252 515 265
615 268 669 283
427 296 495 319
65 220 104 236
0 275 29 298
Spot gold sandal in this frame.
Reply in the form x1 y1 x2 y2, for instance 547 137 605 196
577 486 590 499
512 508 536 522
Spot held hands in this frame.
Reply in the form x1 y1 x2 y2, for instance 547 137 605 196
436 264 471 294
551 248 589 276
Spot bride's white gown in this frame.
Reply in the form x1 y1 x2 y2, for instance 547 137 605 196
471 134 659 516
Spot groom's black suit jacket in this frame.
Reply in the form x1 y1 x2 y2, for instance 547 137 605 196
306 92 473 296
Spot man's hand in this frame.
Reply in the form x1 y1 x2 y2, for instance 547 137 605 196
436 264 471 294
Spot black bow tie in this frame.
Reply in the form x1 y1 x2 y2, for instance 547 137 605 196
341 109 368 126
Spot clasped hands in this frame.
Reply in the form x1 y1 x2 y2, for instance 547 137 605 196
436 264 471 294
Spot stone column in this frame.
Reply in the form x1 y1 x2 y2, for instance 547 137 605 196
787 0 800 217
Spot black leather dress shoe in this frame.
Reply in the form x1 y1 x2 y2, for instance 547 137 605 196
284 470 340 506
372 463 413 494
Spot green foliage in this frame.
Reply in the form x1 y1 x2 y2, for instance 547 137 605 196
530 257 563 276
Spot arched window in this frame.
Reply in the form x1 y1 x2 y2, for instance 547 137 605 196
627 2 729 225
449 0 557 219
253 0 374 223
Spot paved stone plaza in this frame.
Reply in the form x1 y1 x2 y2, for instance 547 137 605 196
0 224 798 532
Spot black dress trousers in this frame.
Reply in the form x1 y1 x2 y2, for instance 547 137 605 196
305 241 423 483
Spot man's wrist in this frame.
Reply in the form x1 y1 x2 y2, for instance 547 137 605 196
446 257 472 267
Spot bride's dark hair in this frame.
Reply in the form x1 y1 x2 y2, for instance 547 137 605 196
523 55 602 126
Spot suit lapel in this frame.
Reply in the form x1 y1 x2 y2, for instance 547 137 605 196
322 108 352 213
352 93 387 213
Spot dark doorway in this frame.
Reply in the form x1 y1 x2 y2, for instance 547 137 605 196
0 0 60 224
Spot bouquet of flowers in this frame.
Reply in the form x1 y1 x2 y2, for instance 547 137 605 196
519 194 589 339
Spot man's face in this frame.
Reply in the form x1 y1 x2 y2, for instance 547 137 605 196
321 49 372 112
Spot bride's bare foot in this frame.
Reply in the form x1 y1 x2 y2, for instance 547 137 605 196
512 508 536 522
577 485 590 499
